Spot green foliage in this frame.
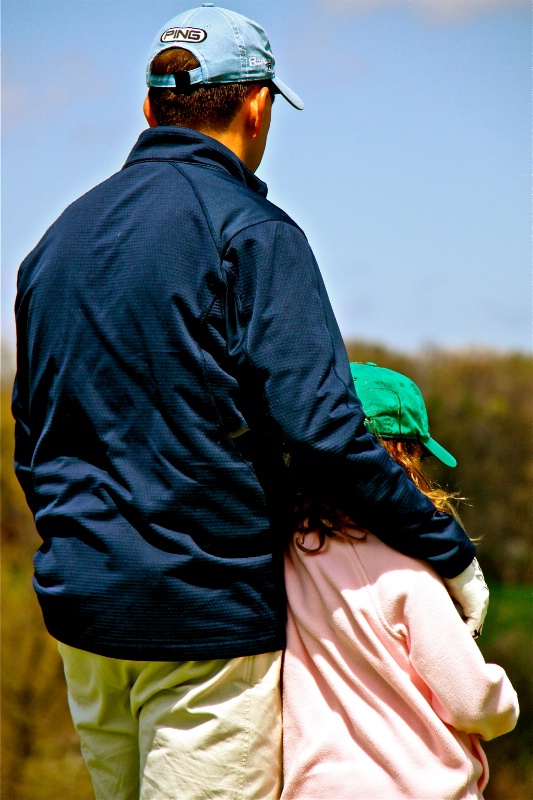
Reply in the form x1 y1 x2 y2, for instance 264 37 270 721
477 585 533 800
1 546 94 799
1 385 94 799
2 343 532 798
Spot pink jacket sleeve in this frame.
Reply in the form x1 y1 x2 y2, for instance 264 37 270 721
398 567 519 741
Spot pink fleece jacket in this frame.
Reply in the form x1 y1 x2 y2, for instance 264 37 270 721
282 532 518 800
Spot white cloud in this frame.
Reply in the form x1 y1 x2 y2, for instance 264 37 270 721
321 0 529 25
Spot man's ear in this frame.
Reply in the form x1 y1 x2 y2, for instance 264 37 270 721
246 86 270 140
143 96 158 128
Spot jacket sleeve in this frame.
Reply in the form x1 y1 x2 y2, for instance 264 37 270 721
12 367 38 517
222 219 475 578
401 566 519 740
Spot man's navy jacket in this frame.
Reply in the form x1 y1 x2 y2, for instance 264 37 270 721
13 128 475 660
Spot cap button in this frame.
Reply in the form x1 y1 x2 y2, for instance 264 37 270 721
365 362 378 367
202 3 215 6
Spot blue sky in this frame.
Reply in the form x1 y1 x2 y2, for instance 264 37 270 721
2 0 530 352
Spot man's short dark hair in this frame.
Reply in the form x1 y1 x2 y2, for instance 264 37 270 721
148 48 271 132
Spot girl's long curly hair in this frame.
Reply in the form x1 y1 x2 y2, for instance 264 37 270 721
292 440 465 553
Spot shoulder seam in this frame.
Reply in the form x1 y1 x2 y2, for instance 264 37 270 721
168 162 223 257
225 217 306 253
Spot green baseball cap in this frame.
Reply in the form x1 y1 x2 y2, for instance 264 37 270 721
350 362 457 468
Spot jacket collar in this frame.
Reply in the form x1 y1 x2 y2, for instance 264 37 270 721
123 127 268 198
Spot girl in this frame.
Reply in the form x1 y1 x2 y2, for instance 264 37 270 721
282 362 518 800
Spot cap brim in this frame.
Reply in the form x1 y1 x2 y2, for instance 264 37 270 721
423 436 457 468
272 76 304 110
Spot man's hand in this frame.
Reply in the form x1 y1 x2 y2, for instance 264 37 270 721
444 558 489 638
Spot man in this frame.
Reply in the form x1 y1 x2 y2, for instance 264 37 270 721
13 6 488 799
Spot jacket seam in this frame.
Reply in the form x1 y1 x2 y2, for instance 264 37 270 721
167 162 223 259
163 162 276 467
229 220 355 446
163 161 233 439
122 158 224 264
123 160 234 450
223 217 305 263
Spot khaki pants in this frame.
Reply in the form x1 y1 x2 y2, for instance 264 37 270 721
59 644 282 800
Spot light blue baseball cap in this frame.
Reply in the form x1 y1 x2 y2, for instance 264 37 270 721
146 4 304 110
